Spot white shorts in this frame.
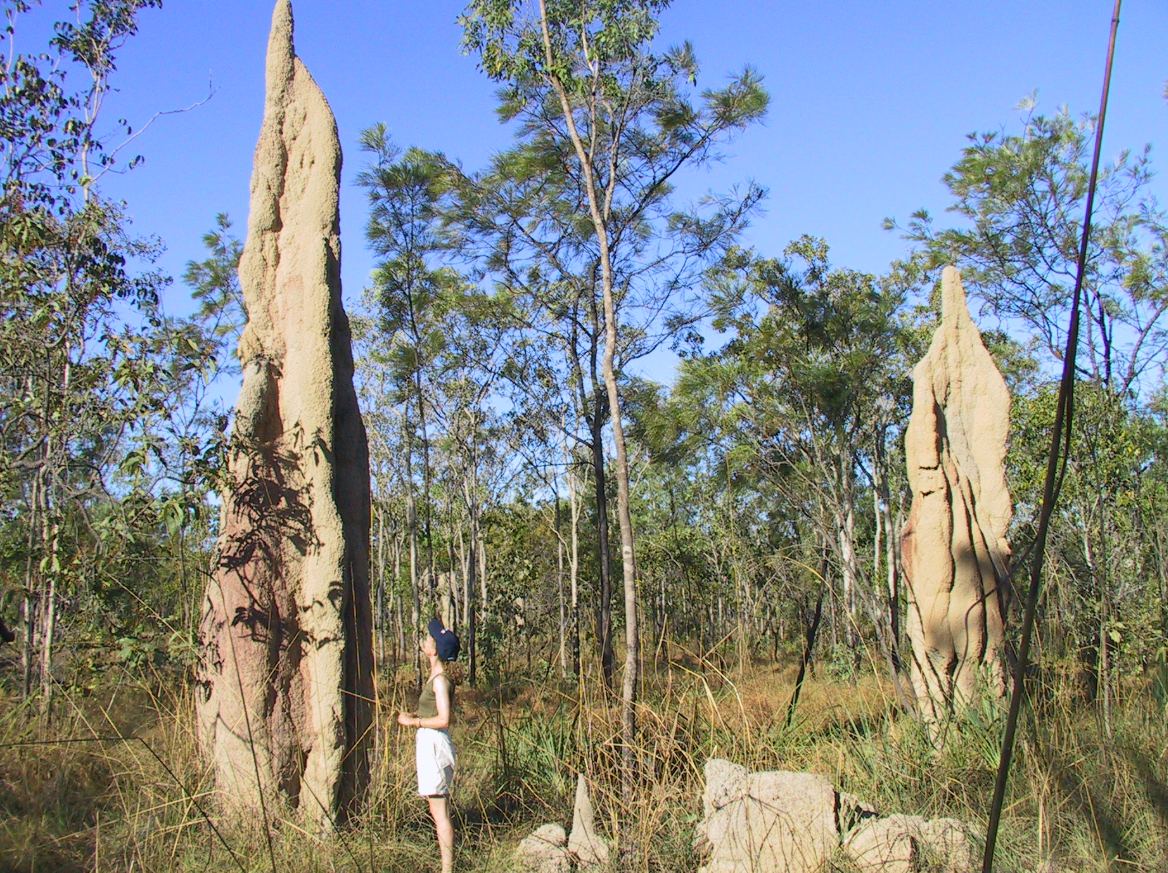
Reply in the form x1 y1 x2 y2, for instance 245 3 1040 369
416 727 456 796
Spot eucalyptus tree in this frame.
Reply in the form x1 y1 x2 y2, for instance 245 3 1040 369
358 126 525 686
459 0 768 800
351 312 414 670
357 127 465 631
427 282 512 686
0 0 172 707
893 105 1168 398
681 238 915 683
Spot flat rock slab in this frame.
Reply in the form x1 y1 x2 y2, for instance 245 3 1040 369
698 760 839 873
843 814 980 873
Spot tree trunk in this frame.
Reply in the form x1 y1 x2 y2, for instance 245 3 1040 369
1080 527 1101 702
405 414 422 692
456 518 468 630
589 397 615 687
556 492 567 677
566 436 581 679
20 474 39 701
538 0 638 807
878 455 901 672
414 372 436 612
463 473 480 688
377 506 386 667
444 505 458 631
873 481 882 655
786 549 829 728
836 459 860 672
40 456 61 716
393 529 403 668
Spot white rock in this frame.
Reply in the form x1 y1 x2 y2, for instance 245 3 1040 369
697 764 839 873
844 814 981 873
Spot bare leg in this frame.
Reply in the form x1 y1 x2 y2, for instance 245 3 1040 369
427 795 454 873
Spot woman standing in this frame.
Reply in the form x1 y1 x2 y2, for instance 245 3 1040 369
399 618 459 873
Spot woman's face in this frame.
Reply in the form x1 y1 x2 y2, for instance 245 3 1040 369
420 633 437 657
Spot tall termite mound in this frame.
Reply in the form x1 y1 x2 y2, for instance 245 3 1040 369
901 266 1011 723
195 0 373 826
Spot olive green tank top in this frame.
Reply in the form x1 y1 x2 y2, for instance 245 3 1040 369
417 674 449 720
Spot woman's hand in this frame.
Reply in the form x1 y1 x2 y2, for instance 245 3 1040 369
397 711 417 727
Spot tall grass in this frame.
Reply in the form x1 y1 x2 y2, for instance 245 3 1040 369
2 649 1166 872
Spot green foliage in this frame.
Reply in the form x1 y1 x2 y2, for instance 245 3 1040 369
357 126 466 386
3 5 1167 868
182 212 245 370
0 3 241 706
892 105 1168 396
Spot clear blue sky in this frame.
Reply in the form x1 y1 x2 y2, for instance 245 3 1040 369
90 0 1167 385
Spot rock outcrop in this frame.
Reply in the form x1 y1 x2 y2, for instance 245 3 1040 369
901 266 1012 722
568 774 610 870
195 0 373 828
843 815 980 873
696 760 839 873
696 759 982 873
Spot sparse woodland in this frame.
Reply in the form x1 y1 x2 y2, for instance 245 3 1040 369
2 1 1168 871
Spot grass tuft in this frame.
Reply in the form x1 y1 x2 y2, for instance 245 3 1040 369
1 651 1165 871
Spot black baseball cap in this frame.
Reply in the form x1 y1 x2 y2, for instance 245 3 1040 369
428 618 460 661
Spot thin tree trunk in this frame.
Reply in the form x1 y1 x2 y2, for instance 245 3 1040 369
377 506 386 667
556 492 567 677
456 518 468 629
786 550 829 728
39 481 58 715
463 473 480 688
589 398 615 686
404 412 422 692
566 436 581 679
479 534 487 622
880 464 901 672
394 591 404 671
393 529 404 668
604 364 639 811
445 502 458 632
21 474 39 701
538 0 638 806
1081 527 1101 702
1099 581 1113 737
837 461 860 672
414 373 436 611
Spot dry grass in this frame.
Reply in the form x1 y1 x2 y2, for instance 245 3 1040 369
1 649 1166 872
